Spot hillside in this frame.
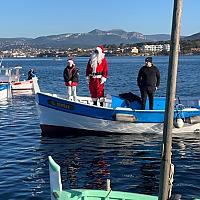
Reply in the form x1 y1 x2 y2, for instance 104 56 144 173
183 32 200 40
0 29 197 50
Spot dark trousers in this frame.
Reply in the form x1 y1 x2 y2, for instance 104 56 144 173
140 87 155 110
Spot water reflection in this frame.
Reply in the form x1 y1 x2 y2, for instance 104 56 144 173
66 152 80 188
85 155 110 189
177 140 186 158
0 99 10 109
36 133 162 197
12 90 34 96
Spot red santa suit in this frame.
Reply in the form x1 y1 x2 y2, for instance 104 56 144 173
86 46 108 103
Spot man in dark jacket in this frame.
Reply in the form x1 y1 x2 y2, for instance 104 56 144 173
137 57 160 110
27 68 36 80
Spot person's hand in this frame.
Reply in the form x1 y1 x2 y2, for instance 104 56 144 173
155 87 158 91
68 81 72 85
86 76 90 84
100 77 107 84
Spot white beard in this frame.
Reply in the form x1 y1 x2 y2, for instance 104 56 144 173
90 52 105 73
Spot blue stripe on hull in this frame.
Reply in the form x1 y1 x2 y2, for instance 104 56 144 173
0 84 9 91
37 93 166 123
37 93 200 124
38 93 114 120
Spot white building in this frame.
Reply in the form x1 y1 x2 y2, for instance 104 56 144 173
163 44 170 51
131 47 139 54
141 44 170 52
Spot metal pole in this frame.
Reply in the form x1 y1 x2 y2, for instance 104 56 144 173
158 0 183 200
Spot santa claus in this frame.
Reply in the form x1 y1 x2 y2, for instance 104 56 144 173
86 45 108 106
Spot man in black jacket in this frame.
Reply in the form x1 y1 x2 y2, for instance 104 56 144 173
137 57 160 110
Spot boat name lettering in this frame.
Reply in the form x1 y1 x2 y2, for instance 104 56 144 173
48 99 74 110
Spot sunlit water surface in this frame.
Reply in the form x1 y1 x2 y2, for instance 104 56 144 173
0 56 200 200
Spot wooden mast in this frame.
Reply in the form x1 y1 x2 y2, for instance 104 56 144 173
158 0 183 200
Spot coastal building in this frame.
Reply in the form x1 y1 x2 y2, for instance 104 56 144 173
131 47 139 54
163 44 170 51
141 44 170 52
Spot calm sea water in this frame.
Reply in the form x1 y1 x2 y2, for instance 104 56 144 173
0 56 200 200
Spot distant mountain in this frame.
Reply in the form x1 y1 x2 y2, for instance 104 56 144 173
183 32 200 40
28 29 148 48
0 29 196 50
0 38 32 50
144 34 171 42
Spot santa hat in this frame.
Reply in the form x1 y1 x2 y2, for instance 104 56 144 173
96 45 104 54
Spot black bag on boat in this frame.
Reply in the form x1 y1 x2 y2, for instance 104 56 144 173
119 92 142 104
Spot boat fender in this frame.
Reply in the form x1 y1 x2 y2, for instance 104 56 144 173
115 113 136 122
174 118 184 128
185 115 200 124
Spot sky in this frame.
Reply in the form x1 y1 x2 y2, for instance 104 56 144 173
0 0 199 38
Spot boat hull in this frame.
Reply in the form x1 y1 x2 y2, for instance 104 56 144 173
39 104 163 137
36 92 200 137
52 189 158 200
0 84 11 100
11 80 33 90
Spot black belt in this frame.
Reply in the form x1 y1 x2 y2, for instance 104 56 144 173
90 72 103 76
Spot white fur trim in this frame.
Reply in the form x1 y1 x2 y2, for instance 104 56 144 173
96 47 103 54
90 53 98 73
100 77 107 84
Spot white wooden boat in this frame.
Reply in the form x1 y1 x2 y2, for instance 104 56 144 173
35 87 200 137
11 79 34 90
0 66 38 93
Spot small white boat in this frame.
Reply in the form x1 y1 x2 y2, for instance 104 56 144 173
0 66 38 93
0 83 11 100
11 79 34 90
